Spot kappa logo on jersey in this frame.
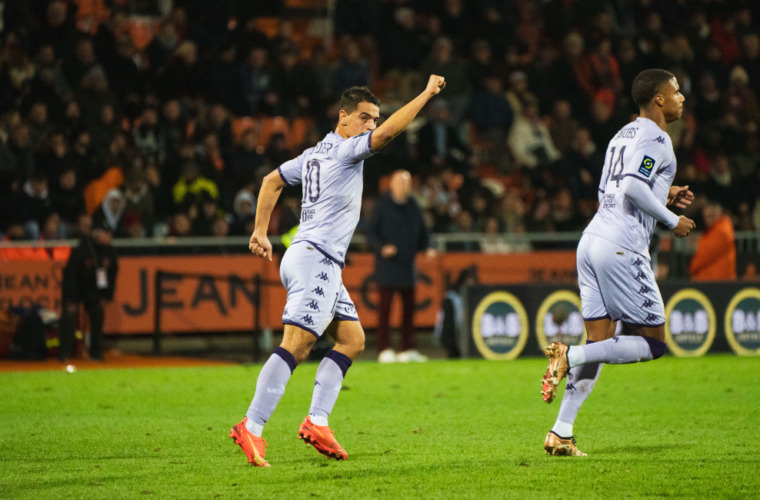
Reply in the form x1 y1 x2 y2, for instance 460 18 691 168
302 314 315 325
638 285 651 294
311 286 325 297
315 272 329 282
319 257 334 267
653 136 665 144
645 313 658 322
638 155 656 177
633 258 643 266
642 299 655 308
306 300 320 311
635 271 646 280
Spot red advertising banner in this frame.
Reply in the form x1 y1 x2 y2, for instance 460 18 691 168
0 251 578 334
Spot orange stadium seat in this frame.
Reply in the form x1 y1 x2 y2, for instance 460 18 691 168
258 116 290 148
289 117 314 148
232 116 258 145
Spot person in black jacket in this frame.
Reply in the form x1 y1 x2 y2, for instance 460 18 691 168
367 170 436 363
59 215 118 362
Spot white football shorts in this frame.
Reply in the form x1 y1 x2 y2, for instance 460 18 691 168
576 233 665 327
280 241 359 337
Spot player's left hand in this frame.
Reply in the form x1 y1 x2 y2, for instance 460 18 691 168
667 185 694 209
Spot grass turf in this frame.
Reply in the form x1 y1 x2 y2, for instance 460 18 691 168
1 354 758 499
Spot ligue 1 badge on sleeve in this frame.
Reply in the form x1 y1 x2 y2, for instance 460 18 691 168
471 291 529 360
535 290 587 349
724 287 760 356
664 289 716 357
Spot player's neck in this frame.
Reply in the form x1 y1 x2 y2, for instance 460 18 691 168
638 107 667 131
334 125 350 139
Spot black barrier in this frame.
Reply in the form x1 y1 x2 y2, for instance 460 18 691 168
464 282 760 359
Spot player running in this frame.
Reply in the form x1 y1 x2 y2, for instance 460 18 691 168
540 69 696 456
230 75 446 466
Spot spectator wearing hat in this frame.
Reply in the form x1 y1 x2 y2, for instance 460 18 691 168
59 215 119 362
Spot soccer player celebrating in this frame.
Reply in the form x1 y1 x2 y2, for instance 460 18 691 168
540 69 696 456
230 75 446 467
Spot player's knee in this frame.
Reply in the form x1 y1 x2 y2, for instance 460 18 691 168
337 339 364 360
642 336 667 360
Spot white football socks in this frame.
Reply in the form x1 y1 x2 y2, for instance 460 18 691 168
568 336 653 366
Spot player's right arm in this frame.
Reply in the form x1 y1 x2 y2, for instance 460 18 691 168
249 169 287 261
370 75 446 151
619 139 695 238
623 176 695 237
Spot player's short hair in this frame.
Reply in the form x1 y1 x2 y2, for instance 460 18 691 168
339 86 380 114
632 69 675 108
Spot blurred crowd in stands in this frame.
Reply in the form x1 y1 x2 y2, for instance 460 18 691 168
0 0 758 251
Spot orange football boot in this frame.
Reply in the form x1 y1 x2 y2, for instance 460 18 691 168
298 416 348 460
229 417 270 467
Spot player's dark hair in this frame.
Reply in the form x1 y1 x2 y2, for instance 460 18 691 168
339 86 380 113
632 69 675 108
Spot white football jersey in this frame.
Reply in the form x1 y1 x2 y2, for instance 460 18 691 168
584 117 676 257
278 131 376 267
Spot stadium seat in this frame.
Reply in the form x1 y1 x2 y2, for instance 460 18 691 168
258 116 291 148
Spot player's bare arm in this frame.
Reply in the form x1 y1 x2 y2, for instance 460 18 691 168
370 74 446 151
249 170 286 261
667 185 694 209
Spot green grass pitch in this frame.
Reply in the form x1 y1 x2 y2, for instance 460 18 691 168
1 354 758 499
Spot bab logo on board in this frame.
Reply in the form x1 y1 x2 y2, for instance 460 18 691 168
664 289 716 357
471 291 529 360
535 291 587 349
724 288 760 356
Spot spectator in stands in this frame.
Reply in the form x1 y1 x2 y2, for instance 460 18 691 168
548 99 580 156
63 36 99 90
270 44 316 118
7 122 35 185
19 170 53 240
172 161 219 209
93 187 126 238
70 130 102 187
240 46 275 116
193 192 224 237
367 170 436 363
508 98 561 182
421 37 471 121
26 101 54 150
689 201 737 281
332 37 372 93
229 189 256 236
379 6 425 72
469 75 514 173
50 165 85 232
59 214 118 362
35 131 70 180
122 168 155 237
91 103 120 159
230 128 265 188
416 99 472 175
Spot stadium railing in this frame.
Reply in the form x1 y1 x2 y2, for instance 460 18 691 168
2 230 757 280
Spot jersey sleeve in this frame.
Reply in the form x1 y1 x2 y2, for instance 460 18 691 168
335 131 377 164
623 137 670 184
277 153 305 186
